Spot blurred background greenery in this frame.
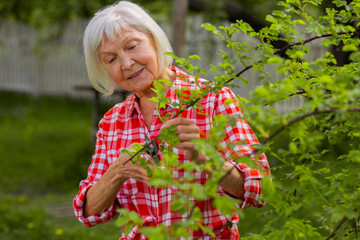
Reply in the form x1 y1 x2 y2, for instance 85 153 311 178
0 0 341 239
0 90 125 239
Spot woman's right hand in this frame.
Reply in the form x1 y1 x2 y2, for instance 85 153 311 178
106 151 151 185
83 147 150 217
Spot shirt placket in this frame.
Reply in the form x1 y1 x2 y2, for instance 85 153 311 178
139 107 162 225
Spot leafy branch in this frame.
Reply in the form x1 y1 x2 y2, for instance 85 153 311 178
263 107 360 144
325 216 348 240
122 14 360 225
173 27 360 119
115 1 360 238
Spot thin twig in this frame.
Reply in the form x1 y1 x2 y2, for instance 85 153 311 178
172 97 201 119
218 107 360 185
263 108 360 145
293 158 307 197
273 33 333 56
289 90 306 97
122 142 152 165
173 28 360 118
325 216 348 240
122 29 360 219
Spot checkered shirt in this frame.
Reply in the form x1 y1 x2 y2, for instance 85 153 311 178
73 66 270 239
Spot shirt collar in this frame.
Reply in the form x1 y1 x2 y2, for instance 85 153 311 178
124 94 140 119
166 66 192 108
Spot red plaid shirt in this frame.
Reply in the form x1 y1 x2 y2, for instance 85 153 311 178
73 66 270 239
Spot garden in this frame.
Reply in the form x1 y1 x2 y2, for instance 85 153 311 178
1 0 360 239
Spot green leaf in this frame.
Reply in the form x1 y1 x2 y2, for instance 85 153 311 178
265 14 278 24
188 55 201 60
115 216 130 227
267 56 282 64
140 225 167 240
213 197 236 216
201 23 216 32
224 98 236 106
124 223 135 235
292 19 305 25
158 125 180 147
342 44 358 52
345 150 360 163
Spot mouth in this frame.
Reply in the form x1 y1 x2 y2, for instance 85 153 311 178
128 69 144 80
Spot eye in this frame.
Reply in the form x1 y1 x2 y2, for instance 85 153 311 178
108 57 116 64
127 43 137 50
103 56 116 64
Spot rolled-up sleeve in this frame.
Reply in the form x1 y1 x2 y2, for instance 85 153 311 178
235 162 265 208
73 120 119 227
73 183 118 226
215 87 270 208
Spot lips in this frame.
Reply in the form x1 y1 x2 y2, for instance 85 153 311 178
128 69 144 80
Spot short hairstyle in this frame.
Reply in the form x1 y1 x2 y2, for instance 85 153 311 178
83 1 173 95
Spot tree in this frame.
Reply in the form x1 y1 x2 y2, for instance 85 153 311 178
115 0 360 239
3 0 359 238
172 0 188 57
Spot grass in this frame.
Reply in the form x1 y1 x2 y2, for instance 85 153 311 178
0 91 94 193
0 91 120 240
0 193 120 240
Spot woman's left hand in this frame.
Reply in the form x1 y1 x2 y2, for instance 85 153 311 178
161 117 208 164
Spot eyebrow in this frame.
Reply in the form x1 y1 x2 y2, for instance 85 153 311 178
100 34 140 56
100 51 114 56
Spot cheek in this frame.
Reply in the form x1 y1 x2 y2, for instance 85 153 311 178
107 65 123 81
138 45 158 71
147 52 159 74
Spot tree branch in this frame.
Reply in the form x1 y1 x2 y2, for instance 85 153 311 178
122 142 152 165
325 216 347 240
218 107 360 188
289 90 306 97
121 26 360 221
172 28 360 120
263 107 360 145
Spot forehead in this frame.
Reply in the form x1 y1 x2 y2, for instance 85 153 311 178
99 28 152 51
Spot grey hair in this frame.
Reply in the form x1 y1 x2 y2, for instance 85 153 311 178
83 1 173 95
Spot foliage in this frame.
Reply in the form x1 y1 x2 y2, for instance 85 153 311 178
0 92 125 239
0 194 56 240
2 0 359 238
0 0 170 30
114 0 360 239
0 91 93 193
0 0 171 45
0 193 121 240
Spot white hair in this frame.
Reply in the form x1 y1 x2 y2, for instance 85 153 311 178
83 1 173 95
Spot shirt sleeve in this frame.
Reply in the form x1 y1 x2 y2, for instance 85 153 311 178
73 119 119 226
214 87 270 209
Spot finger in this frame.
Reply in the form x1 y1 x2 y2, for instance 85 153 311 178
176 141 196 151
184 150 208 165
177 132 200 142
120 165 151 183
176 123 199 134
161 117 195 129
115 144 140 165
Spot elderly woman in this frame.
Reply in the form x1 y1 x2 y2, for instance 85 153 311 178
73 1 269 239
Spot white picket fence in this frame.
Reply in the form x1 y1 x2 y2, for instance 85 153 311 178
0 20 90 98
0 17 328 111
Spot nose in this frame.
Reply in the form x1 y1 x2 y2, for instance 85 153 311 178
119 53 134 71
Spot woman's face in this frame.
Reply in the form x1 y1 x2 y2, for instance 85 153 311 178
99 29 159 98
